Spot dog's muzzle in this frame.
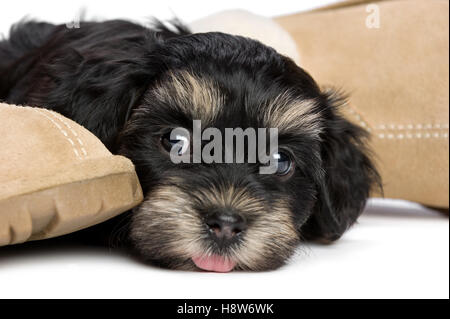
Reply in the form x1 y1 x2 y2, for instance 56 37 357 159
193 208 247 272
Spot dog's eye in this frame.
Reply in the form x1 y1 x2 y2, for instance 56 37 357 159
160 133 189 155
274 152 293 176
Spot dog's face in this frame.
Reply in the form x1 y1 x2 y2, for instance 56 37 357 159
118 32 379 271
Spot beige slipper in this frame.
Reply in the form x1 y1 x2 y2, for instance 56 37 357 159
0 103 143 246
274 0 449 208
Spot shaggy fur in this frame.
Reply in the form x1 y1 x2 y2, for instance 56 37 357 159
0 19 380 271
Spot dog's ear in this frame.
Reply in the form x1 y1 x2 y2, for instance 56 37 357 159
301 91 381 242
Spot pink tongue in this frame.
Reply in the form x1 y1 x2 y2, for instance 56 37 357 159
192 255 236 272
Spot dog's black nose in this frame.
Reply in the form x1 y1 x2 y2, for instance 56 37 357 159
205 211 246 242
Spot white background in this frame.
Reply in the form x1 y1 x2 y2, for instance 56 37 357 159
0 0 338 36
0 0 449 299
0 199 448 299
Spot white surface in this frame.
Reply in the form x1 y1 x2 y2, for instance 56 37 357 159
0 198 448 299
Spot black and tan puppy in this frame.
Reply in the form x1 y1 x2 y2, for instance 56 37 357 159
0 19 379 271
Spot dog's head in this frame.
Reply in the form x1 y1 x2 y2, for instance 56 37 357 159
118 32 379 271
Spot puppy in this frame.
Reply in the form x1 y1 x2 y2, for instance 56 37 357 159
0 19 380 271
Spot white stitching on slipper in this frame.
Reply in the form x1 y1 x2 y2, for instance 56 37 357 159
45 110 88 157
376 123 449 131
33 109 83 160
344 105 449 139
346 107 372 132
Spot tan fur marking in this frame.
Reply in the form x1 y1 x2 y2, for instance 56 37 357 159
131 184 206 262
234 200 298 270
153 70 224 123
260 91 323 136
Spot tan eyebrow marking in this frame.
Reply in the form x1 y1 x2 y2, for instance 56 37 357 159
153 70 225 124
259 91 323 137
